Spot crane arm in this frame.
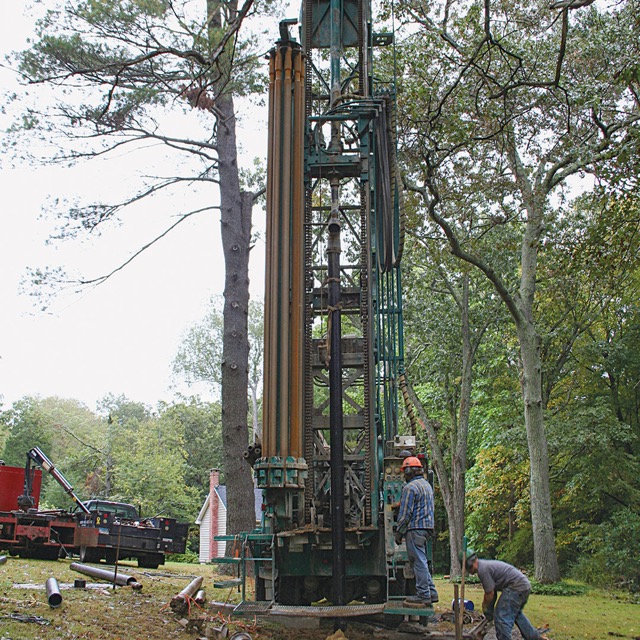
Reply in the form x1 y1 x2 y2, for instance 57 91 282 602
27 447 91 515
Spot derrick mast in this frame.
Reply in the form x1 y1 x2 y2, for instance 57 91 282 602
257 0 414 606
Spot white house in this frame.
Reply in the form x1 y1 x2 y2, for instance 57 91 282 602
195 469 263 563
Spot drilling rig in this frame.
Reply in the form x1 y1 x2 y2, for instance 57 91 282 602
249 0 431 609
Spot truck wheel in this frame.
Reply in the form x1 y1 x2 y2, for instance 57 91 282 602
79 546 100 563
138 555 161 569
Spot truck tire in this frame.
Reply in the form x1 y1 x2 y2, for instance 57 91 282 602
137 554 162 569
79 546 101 563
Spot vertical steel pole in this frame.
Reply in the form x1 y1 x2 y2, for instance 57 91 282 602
328 0 346 607
328 187 345 606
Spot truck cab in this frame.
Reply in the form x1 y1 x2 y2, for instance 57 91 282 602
81 500 139 521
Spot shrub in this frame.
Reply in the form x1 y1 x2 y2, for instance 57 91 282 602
499 528 534 568
571 508 640 592
529 579 588 596
166 550 199 564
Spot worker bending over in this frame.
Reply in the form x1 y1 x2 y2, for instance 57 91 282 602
465 550 550 640
394 456 438 606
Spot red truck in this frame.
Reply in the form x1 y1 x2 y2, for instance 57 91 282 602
0 448 188 568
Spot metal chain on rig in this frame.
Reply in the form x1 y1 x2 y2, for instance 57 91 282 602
398 372 421 437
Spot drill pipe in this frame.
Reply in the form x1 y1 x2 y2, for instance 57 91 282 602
170 576 204 615
70 562 139 587
45 577 62 608
0 555 7 565
194 589 206 606
263 41 305 459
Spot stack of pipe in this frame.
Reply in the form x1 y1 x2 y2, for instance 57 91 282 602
170 576 204 616
263 37 306 460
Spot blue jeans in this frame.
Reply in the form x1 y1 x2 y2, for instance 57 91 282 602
494 588 540 640
405 529 437 601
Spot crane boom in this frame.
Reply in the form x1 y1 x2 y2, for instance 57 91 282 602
25 447 91 515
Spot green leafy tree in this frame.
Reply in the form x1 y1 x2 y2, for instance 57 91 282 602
0 396 102 507
8 0 270 538
394 0 640 582
402 233 507 575
110 412 200 520
91 394 153 496
466 443 531 565
1 397 55 468
173 295 263 440
157 399 223 500
455 192 640 574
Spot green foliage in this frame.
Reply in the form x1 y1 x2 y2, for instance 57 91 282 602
465 444 531 560
172 295 264 437
573 509 640 592
108 412 201 521
529 580 588 597
173 296 226 391
0 394 220 522
166 550 200 564
158 400 223 501
450 574 481 585
1 396 55 467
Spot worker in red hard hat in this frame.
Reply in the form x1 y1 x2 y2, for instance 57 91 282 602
395 456 438 607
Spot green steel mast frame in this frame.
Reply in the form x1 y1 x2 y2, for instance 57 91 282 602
254 0 411 606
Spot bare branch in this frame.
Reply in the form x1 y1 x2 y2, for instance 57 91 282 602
54 423 104 456
404 168 525 326
549 0 596 9
76 206 220 288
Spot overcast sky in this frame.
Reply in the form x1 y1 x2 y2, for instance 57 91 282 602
0 2 269 412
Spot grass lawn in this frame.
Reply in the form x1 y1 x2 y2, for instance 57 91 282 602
0 557 638 639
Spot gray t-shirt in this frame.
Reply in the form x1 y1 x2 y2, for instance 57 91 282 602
477 560 531 593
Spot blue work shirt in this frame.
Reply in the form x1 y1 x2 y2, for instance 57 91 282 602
396 475 434 534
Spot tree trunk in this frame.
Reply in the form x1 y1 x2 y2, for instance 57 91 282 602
517 319 560 582
450 274 472 576
509 139 560 583
217 91 257 536
406 271 480 577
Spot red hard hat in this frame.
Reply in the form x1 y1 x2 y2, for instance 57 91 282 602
401 456 422 470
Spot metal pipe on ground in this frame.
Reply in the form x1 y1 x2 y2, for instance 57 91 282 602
0 555 7 565
45 577 62 608
170 576 204 615
70 562 140 588
195 589 206 607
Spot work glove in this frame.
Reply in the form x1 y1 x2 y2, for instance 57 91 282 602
395 533 403 546
483 608 494 622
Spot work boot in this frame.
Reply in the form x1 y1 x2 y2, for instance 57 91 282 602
430 592 439 603
403 595 432 607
